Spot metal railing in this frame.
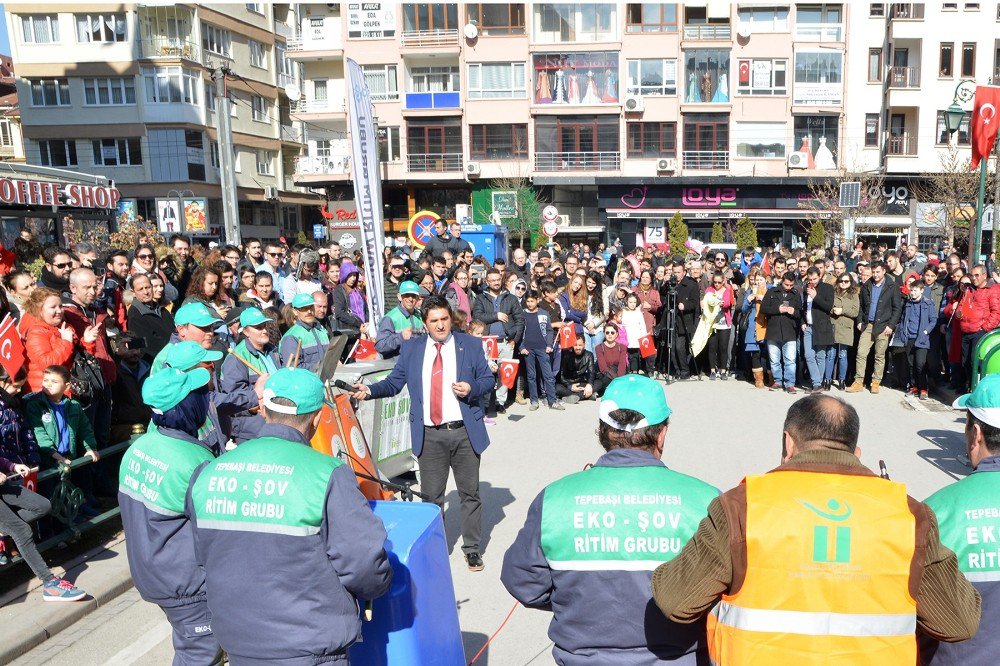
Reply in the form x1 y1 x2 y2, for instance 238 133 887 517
534 151 621 171
294 154 351 175
407 153 463 172
890 3 925 19
682 24 732 40
274 21 295 39
886 135 918 155
137 37 201 62
370 90 400 102
682 150 730 170
278 72 297 89
279 124 304 143
290 98 345 114
889 66 920 88
400 29 459 48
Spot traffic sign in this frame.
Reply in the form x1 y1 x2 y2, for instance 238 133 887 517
542 205 559 222
542 219 560 238
408 210 440 248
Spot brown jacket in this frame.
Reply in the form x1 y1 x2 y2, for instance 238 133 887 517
651 449 981 644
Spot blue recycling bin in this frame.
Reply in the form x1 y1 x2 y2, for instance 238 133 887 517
460 224 509 265
349 501 465 666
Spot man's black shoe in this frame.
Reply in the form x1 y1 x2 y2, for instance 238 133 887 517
465 552 485 572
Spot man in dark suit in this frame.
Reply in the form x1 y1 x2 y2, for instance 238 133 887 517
847 261 903 394
352 295 494 571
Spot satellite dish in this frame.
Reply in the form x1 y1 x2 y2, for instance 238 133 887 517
463 23 479 40
736 21 751 39
284 82 302 99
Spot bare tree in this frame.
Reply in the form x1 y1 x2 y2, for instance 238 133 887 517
910 145 994 249
800 170 886 243
485 132 546 248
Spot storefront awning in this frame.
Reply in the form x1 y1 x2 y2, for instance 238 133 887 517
605 208 830 221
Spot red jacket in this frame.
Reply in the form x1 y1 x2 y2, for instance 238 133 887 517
958 283 1000 334
61 300 117 384
19 312 86 393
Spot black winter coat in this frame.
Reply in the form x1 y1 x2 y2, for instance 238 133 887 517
558 350 595 387
127 301 175 364
804 281 836 346
859 278 903 332
761 285 802 343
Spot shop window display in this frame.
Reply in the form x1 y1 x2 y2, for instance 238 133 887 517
792 115 838 169
533 52 618 105
684 50 730 103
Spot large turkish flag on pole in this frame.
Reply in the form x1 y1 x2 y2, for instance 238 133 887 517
0 315 25 379
971 85 1000 169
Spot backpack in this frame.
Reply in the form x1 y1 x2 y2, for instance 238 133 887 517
70 350 105 407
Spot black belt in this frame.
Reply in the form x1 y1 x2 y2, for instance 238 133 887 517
425 421 465 431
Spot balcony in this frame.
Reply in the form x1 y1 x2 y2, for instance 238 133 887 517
279 124 304 144
407 153 463 172
290 98 346 116
294 154 351 177
682 24 731 40
137 37 201 62
535 152 621 172
278 72 297 89
886 135 917 156
794 25 843 42
889 3 925 19
274 21 295 39
400 29 459 49
888 66 920 88
682 151 729 170
403 91 461 111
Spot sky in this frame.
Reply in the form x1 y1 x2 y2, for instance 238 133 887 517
0 6 8 57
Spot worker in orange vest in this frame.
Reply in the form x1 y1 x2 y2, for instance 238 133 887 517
651 393 981 665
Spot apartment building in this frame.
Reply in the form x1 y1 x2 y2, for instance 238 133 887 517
0 55 26 164
6 3 316 241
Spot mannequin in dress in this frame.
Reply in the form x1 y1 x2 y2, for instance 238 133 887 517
814 136 836 169
712 72 729 102
582 69 601 104
799 135 816 169
567 68 581 104
601 68 618 103
686 71 698 103
536 69 552 104
701 70 713 102
552 68 567 104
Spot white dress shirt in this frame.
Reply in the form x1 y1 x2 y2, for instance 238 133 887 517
422 335 462 424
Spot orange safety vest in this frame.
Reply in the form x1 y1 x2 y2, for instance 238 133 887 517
707 471 917 665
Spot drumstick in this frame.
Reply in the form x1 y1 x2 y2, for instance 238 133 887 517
227 348 262 374
289 339 302 368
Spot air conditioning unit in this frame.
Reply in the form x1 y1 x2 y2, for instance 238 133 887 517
465 161 481 176
656 158 677 173
557 214 570 226
264 185 279 200
624 95 644 113
787 151 810 169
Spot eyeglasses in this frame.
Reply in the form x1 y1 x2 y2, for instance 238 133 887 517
136 253 153 260
515 285 526 291
604 329 617 335
390 264 404 270
267 252 284 257
838 279 851 284
53 262 72 269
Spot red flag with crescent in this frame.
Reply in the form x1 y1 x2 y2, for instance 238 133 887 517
638 334 657 359
0 315 25 378
483 335 499 359
498 358 519 389
351 337 378 361
971 85 1000 170
0 244 14 275
559 324 577 350
738 60 750 86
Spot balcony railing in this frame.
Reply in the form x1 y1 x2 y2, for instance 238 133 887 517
682 150 730 170
407 153 463 172
279 124 304 143
278 72 297 89
274 22 295 39
889 66 920 88
534 151 621 172
294 154 351 175
370 90 400 102
404 91 460 110
794 25 843 42
137 37 201 61
682 24 732 40
400 29 459 48
290 98 346 114
886 135 918 156
890 3 925 19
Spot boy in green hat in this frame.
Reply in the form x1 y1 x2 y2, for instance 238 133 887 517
279 292 330 371
188 368 391 663
118 366 223 664
501 374 717 664
151 301 222 373
374 280 425 359
218 307 278 445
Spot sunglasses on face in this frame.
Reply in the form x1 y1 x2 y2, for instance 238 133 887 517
838 279 850 284
52 262 72 269
267 252 284 257
137 253 153 260
390 265 404 270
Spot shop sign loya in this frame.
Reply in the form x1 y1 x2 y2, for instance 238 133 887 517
0 177 120 210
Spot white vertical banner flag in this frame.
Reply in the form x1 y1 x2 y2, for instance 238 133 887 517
345 58 386 323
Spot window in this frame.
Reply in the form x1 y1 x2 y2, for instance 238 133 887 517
20 15 59 43
534 115 619 154
210 141 220 169
37 140 77 167
533 52 619 104
147 129 205 181
736 6 789 32
466 4 525 35
202 23 231 57
793 51 843 105
627 59 678 96
795 4 843 41
246 3 263 13
734 121 787 158
626 122 677 158
943 2 958 8
870 3 885 16
142 67 200 104
251 95 268 121
92 138 142 166
249 40 265 68
313 80 328 101
865 113 880 146
467 62 526 99
682 113 729 168
0 120 12 148
377 126 401 162
792 115 839 169
533 4 617 43
403 4 459 31
736 59 787 95
962 42 976 77
256 150 274 175
470 124 528 159
936 110 971 145
75 13 126 43
940 43 954 77
684 50 730 103
205 82 216 112
410 66 460 92
868 48 883 82
966 2 980 9
363 65 399 101
83 78 136 105
626 3 678 32
407 118 462 154
29 79 70 106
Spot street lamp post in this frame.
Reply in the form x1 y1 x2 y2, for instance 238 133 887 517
944 79 985 264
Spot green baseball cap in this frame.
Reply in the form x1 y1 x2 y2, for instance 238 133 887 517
398 280 420 296
239 307 269 328
599 375 672 431
954 374 1000 428
261 368 325 415
291 292 317 309
142 367 210 413
164 341 223 371
175 301 222 327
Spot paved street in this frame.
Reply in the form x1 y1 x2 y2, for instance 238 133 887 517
10 379 971 665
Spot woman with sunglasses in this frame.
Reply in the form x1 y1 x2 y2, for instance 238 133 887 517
131 243 179 305
594 322 627 397
827 274 860 390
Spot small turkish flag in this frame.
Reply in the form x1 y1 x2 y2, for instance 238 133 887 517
498 359 520 389
971 85 1000 169
351 337 378 361
739 60 750 86
0 315 25 379
638 334 657 359
559 325 577 350
483 335 499 359
0 244 14 275
22 469 37 493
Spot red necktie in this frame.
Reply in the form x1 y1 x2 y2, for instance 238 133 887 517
430 342 443 426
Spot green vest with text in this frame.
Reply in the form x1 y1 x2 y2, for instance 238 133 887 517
540 465 717 570
385 306 425 332
927 470 1000 583
119 430 215 516
282 323 330 352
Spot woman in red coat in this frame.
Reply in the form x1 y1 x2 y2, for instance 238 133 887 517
19 287 89 393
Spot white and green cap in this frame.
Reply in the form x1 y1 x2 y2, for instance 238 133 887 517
142 367 210 413
261 367 325 415
954 374 1000 428
598 375 672 431
174 301 222 327
239 307 269 328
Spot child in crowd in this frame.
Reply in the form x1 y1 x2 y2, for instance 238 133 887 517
621 292 654 375
893 280 936 400
519 290 564 411
468 319 499 425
